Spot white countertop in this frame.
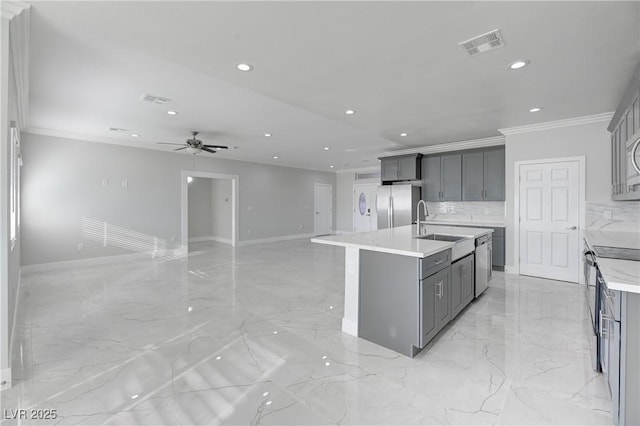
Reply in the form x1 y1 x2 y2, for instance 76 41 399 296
583 230 640 250
311 224 492 258
422 219 505 228
596 257 640 294
583 230 640 294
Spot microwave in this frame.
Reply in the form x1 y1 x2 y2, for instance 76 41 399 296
627 135 640 189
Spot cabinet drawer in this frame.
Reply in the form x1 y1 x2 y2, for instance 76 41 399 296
421 250 451 278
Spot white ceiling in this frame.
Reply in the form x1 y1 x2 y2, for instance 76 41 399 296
25 1 640 171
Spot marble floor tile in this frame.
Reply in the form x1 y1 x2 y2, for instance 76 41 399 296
1 240 612 425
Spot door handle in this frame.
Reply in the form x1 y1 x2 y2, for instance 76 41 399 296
566 226 577 230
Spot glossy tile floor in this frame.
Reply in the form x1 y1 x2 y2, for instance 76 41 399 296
1 240 612 425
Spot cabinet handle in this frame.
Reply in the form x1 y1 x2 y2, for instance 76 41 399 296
436 280 443 298
434 259 444 265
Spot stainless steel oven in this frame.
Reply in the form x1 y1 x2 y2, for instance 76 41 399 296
583 239 600 371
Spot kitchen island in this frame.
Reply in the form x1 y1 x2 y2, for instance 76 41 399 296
311 224 492 357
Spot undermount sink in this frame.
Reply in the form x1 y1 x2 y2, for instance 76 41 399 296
415 234 467 242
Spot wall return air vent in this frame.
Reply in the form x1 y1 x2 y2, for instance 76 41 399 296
459 29 505 56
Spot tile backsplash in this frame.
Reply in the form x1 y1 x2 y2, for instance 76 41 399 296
426 201 505 223
585 201 640 231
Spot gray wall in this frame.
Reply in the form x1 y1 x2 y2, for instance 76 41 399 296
504 120 611 269
21 133 336 265
211 178 232 240
188 177 213 240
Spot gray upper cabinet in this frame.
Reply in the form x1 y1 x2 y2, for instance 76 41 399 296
484 147 506 201
380 154 422 183
609 63 640 201
462 147 505 201
421 154 461 201
461 151 484 201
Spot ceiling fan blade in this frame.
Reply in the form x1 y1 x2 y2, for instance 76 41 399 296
203 144 229 150
157 142 185 146
174 146 188 151
201 147 217 154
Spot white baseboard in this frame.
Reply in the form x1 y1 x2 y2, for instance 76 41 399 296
342 318 358 337
237 233 315 247
21 248 185 273
1 368 11 390
188 236 232 245
504 264 517 274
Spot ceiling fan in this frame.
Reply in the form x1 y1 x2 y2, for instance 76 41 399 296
158 131 229 154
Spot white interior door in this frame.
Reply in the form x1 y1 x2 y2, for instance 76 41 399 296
519 160 580 282
314 184 332 236
353 184 377 232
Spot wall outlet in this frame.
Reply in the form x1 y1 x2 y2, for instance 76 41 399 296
247 228 251 235
121 180 128 187
604 210 612 219
77 243 84 251
247 206 253 212
299 224 304 230
170 236 175 243
101 178 109 187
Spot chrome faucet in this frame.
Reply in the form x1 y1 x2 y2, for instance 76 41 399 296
416 200 429 235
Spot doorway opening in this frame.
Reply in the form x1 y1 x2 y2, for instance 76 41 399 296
181 171 239 250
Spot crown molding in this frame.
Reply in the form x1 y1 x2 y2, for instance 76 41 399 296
381 135 505 158
498 112 614 136
1 1 29 20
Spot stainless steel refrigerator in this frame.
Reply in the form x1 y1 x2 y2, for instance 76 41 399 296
376 184 421 229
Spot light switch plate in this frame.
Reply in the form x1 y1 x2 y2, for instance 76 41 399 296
604 210 612 219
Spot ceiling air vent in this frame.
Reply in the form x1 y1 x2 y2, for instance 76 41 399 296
459 29 505 56
109 127 128 132
139 93 172 105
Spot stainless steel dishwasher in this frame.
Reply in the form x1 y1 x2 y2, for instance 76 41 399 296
475 234 492 297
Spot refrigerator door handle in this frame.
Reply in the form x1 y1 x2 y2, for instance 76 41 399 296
389 196 393 228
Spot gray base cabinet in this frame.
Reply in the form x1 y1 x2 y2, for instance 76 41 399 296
451 253 474 318
359 248 476 358
600 278 640 426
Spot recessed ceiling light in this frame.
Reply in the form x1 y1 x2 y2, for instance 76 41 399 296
345 109 356 115
508 60 529 70
131 133 140 138
330 165 335 168
529 107 543 112
273 156 279 159
400 133 408 137
166 110 178 115
236 63 254 72
323 147 330 151
264 133 272 137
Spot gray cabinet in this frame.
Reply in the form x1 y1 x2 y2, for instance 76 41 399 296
420 272 439 346
380 154 422 183
421 154 462 201
599 277 640 425
462 148 505 201
450 253 474 319
491 227 505 271
609 63 640 201
483 148 506 201
433 267 451 333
